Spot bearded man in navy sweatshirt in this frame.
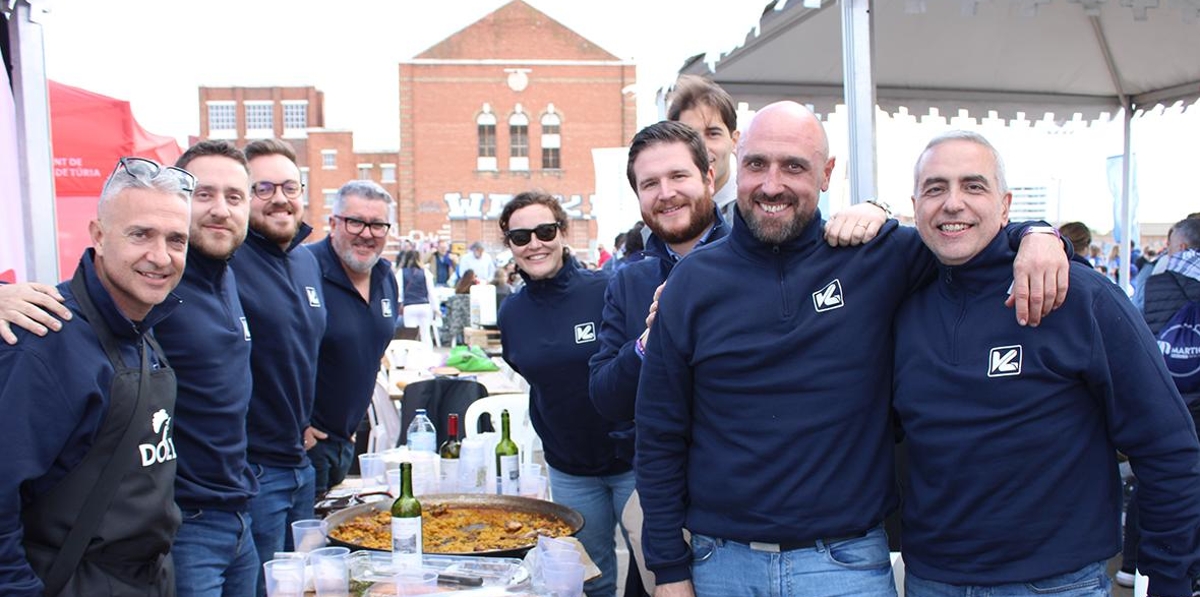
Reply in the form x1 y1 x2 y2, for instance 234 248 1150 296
892 131 1200 597
236 139 327 596
635 102 1073 597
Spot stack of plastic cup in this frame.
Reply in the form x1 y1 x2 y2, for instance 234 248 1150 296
543 561 585 597
407 450 440 496
290 519 328 553
456 437 490 494
263 558 306 597
309 546 350 596
358 453 387 491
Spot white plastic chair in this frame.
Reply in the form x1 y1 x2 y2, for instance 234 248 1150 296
463 393 538 465
367 374 403 453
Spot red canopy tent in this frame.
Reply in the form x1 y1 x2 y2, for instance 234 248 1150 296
49 80 182 280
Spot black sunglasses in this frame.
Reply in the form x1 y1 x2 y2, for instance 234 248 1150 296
108 157 196 194
252 180 305 200
506 222 562 246
333 215 391 238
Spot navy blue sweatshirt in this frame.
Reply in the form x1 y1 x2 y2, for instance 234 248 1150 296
499 256 634 476
894 232 1200 597
636 209 935 584
0 251 179 595
588 212 728 422
308 238 399 443
156 248 257 511
233 225 327 468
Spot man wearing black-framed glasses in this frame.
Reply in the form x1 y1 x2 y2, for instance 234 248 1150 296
303 180 400 497
236 138 327 596
0 156 191 596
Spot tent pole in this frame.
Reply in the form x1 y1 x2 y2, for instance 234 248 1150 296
841 0 877 205
1119 105 1133 295
8 0 58 283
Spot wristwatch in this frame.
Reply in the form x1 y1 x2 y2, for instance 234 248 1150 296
866 199 892 218
1022 225 1063 240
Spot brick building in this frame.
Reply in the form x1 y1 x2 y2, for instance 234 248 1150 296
197 0 635 255
399 0 637 252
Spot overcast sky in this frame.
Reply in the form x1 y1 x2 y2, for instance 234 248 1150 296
37 0 1200 232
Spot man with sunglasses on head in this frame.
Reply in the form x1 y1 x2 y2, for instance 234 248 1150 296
235 139 327 595
0 157 192 596
303 180 399 497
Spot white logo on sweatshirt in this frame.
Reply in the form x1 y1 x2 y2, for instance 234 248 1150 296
382 299 393 318
239 316 251 341
574 322 596 344
305 286 322 307
138 408 177 467
987 345 1023 377
812 279 844 313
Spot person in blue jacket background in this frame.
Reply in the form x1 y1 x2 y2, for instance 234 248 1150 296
894 131 1200 597
497 191 635 597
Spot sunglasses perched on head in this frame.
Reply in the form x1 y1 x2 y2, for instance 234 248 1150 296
108 157 196 194
506 222 562 246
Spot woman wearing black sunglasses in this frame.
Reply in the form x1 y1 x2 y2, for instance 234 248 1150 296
497 192 636 597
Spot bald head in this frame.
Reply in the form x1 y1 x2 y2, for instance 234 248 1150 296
735 101 835 244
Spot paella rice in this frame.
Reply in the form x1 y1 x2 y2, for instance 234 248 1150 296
330 504 573 553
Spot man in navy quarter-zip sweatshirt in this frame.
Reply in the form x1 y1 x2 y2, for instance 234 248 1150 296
305 180 399 496
893 131 1200 597
236 139 327 597
635 102 1072 597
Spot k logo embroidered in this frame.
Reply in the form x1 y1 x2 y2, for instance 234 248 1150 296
305 286 322 308
575 322 596 344
988 345 1022 377
812 279 844 313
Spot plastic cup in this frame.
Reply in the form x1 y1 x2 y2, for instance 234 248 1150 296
520 474 547 499
543 561 585 597
393 570 439 595
263 558 306 597
387 468 402 497
542 548 581 566
290 519 328 553
359 453 386 488
310 547 350 596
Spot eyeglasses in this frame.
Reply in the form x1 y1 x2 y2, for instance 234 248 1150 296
333 215 391 238
505 222 562 246
251 180 304 200
108 157 196 194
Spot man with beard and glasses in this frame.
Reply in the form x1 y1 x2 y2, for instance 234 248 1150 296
635 102 1072 597
237 139 326 596
304 180 399 496
0 142 261 596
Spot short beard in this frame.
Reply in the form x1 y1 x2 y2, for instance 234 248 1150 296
741 190 812 245
645 194 717 246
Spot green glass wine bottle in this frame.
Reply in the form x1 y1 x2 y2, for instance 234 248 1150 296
495 409 520 495
439 413 461 492
390 462 422 569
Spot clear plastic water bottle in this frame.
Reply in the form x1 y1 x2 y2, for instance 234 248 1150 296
407 409 437 453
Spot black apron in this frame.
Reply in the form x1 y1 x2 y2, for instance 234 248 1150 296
21 269 181 597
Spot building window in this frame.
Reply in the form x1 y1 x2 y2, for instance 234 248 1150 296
207 102 236 139
300 168 310 204
282 100 308 138
323 189 337 208
541 108 562 170
381 164 397 183
477 105 497 171
245 101 274 138
322 150 337 170
509 108 529 171
358 163 373 180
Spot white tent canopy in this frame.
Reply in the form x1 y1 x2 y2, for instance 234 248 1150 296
680 0 1200 288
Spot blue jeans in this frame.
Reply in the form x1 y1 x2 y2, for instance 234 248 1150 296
547 466 636 597
905 560 1110 597
174 508 258 597
309 436 355 496
689 526 897 597
248 463 316 597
